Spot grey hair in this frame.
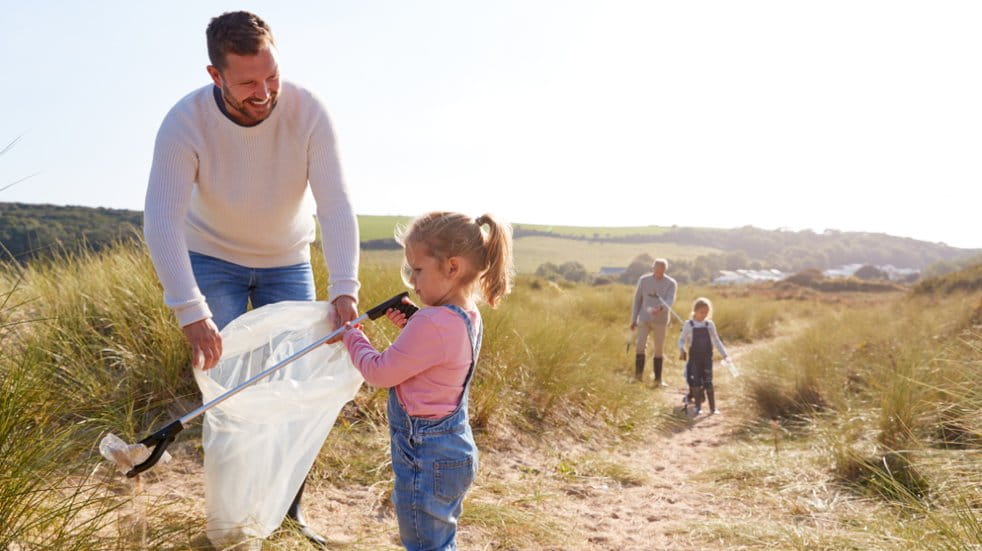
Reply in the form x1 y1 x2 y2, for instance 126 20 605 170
653 258 668 270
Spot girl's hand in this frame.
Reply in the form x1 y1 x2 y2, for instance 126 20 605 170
330 321 361 345
385 307 409 329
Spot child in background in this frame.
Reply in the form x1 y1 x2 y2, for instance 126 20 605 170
678 297 730 415
342 212 513 551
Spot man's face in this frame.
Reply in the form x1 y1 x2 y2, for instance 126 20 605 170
207 46 281 125
653 264 665 278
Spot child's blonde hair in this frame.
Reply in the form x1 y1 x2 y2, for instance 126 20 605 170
690 297 713 319
397 212 514 308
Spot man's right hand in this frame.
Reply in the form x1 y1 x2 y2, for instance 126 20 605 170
182 318 223 370
630 322 637 331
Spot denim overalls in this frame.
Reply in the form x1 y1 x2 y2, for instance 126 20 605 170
685 321 714 388
387 305 482 551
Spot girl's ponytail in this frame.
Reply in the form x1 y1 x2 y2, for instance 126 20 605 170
476 213 514 308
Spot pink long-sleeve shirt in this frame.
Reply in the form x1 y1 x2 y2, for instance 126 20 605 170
342 306 481 419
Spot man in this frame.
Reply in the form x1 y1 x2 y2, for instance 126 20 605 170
629 258 677 386
143 11 357 546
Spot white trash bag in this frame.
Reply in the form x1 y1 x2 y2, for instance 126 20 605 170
193 301 363 548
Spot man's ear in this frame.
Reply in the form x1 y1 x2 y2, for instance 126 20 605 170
206 65 223 88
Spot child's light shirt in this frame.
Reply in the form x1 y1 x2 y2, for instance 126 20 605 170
342 306 480 419
677 319 729 357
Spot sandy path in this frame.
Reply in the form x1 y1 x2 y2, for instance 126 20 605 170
536 343 759 551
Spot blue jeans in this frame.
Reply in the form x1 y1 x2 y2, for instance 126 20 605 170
189 252 316 330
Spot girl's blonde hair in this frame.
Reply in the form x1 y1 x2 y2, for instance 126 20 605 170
397 212 514 308
690 297 713 319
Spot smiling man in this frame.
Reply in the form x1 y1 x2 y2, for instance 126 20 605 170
143 11 358 546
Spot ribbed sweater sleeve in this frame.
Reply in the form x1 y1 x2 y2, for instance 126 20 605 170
144 111 211 327
308 103 360 302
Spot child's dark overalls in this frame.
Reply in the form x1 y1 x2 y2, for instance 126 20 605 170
387 305 482 551
685 320 716 412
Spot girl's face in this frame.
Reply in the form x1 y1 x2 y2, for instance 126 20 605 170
693 305 710 322
404 243 466 307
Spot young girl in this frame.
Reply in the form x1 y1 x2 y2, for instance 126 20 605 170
342 212 513 551
677 297 730 415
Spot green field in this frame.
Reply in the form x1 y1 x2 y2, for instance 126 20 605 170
364 237 721 274
357 215 410 241
357 216 674 242
511 236 721 273
514 223 672 238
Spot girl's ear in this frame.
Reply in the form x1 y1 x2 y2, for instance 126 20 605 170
445 256 462 279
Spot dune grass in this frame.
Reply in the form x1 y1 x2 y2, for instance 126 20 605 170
727 283 982 549
4 240 975 548
0 242 668 548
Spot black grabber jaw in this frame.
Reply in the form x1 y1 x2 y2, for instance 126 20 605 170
126 419 184 478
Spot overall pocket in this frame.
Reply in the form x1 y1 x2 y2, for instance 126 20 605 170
433 457 475 502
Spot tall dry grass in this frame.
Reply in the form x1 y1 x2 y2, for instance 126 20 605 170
735 285 981 548
1 242 672 547
1 239 873 548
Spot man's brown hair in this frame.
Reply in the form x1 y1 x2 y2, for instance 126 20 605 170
206 11 275 71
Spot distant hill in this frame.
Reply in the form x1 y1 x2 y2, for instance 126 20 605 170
1 203 978 281
0 203 142 262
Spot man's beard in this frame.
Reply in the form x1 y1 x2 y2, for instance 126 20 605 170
221 82 278 125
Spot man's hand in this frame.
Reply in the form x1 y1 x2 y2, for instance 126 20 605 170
630 322 637 331
679 350 687 361
182 318 222 370
328 295 358 344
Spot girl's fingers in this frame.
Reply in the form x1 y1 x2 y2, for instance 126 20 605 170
385 308 408 328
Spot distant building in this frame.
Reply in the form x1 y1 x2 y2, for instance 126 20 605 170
713 269 787 285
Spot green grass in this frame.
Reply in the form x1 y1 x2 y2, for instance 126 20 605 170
511 235 722 273
357 215 410 242
355 222 723 273
514 223 672 238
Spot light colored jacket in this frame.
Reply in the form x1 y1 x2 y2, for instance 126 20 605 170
631 274 677 325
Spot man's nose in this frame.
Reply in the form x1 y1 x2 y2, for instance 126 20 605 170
254 81 270 100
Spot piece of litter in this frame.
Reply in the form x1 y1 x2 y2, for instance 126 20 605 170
99 433 171 472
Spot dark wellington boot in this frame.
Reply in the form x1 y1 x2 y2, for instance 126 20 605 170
635 354 645 381
707 387 717 413
286 480 327 547
653 357 666 387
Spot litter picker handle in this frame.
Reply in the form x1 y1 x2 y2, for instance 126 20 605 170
654 293 685 325
365 291 418 320
126 419 184 478
124 292 417 477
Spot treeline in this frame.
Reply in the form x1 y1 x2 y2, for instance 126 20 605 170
0 203 142 262
2 202 977 275
516 225 976 271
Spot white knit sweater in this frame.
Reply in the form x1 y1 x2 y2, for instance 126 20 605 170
144 81 359 327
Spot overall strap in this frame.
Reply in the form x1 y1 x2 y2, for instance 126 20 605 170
443 304 483 389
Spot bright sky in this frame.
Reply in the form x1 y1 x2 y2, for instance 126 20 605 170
2 1 980 248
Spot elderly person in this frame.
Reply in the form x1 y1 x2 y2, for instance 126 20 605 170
629 258 677 386
143 11 357 546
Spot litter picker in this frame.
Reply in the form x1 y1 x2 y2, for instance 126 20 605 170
653 293 685 325
106 292 417 478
